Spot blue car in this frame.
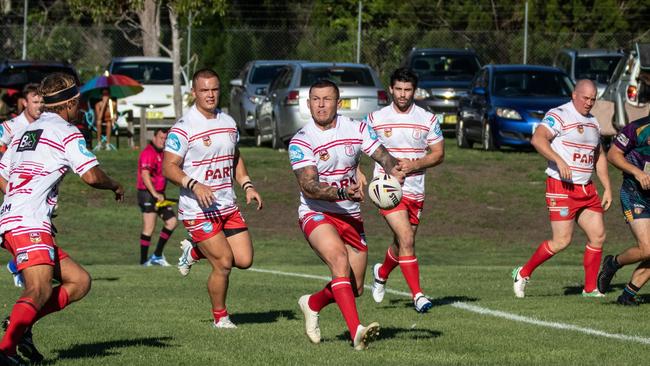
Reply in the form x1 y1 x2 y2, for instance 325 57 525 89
456 65 574 150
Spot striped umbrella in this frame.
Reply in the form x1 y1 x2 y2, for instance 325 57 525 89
80 71 143 100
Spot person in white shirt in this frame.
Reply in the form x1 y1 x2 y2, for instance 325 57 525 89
0 83 43 149
0 73 123 365
366 68 444 313
163 68 262 330
512 79 612 298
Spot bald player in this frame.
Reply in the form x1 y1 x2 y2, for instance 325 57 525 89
512 79 612 298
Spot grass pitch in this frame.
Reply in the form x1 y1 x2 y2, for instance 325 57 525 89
1 143 649 365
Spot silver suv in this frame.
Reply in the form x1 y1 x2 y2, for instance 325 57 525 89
255 62 388 149
554 48 623 98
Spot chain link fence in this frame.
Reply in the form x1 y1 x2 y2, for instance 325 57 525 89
2 24 649 93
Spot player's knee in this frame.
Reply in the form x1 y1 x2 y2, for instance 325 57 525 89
214 256 233 275
639 245 650 260
328 253 350 276
165 217 178 230
398 235 414 250
592 232 606 246
23 282 52 307
234 256 253 270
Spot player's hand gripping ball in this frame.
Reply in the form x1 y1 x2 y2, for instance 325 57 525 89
368 174 402 209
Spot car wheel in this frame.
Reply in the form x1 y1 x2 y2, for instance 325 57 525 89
456 118 472 148
271 119 285 150
482 119 496 151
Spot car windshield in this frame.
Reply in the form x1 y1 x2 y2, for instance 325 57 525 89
300 67 375 87
410 54 480 82
0 65 78 87
575 56 623 83
111 61 184 85
492 71 574 97
249 65 286 84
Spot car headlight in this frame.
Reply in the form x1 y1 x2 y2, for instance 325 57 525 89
414 88 430 101
496 107 523 120
248 95 264 104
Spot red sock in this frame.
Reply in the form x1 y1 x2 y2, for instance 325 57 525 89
399 256 423 298
212 308 228 323
331 277 360 340
378 248 399 280
190 247 205 260
0 298 39 355
520 241 556 278
308 282 334 312
36 286 69 321
583 244 602 292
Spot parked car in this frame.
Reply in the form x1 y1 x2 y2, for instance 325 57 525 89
457 65 573 150
600 43 650 130
229 60 305 136
107 57 189 127
401 48 482 132
255 62 389 148
554 48 623 97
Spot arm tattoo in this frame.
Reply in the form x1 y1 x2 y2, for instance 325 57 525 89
370 145 398 173
294 166 339 201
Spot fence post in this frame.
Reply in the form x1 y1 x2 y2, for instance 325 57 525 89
139 106 147 150
356 1 362 63
21 0 27 60
523 1 528 64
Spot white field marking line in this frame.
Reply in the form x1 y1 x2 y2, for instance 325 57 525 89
249 267 650 345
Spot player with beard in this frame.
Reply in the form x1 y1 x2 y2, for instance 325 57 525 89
366 68 444 312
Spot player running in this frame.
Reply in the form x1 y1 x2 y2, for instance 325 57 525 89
163 68 262 329
137 128 177 266
0 73 124 365
512 79 612 298
366 68 444 312
1 84 43 288
597 116 650 305
291 79 404 350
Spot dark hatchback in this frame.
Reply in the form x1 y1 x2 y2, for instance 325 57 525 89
457 65 573 150
0 59 80 89
402 48 481 132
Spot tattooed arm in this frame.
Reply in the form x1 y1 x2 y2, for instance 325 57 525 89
370 145 405 183
294 165 362 202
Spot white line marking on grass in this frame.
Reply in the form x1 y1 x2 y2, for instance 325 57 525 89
249 267 650 345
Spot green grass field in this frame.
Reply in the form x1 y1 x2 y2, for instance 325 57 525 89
1 142 650 365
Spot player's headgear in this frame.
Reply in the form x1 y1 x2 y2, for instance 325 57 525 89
309 79 340 99
40 73 79 109
390 67 418 88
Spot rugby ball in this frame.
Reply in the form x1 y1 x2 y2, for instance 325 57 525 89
368 174 402 209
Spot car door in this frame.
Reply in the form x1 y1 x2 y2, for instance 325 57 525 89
230 63 250 125
464 69 489 139
272 67 296 138
258 68 288 136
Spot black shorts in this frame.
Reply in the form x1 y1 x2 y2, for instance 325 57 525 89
137 190 176 221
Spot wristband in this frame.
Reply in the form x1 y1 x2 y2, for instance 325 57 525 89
244 184 255 191
242 182 254 191
188 179 198 191
240 176 251 187
337 187 350 200
182 176 191 188
241 180 253 189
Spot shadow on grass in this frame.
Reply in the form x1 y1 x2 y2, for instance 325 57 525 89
334 326 442 343
54 336 174 360
385 295 478 310
93 277 120 282
199 310 297 325
563 283 626 296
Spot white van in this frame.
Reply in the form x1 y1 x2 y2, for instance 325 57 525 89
108 57 189 127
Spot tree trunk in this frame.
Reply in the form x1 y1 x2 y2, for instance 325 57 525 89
137 0 161 57
169 5 183 120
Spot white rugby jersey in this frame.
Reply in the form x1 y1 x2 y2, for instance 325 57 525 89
165 105 239 220
366 103 443 201
0 112 29 146
541 101 601 185
289 115 381 219
0 112 98 235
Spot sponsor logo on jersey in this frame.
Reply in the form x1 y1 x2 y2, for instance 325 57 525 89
384 128 392 137
16 252 28 264
78 140 95 158
312 214 325 222
202 222 213 233
49 248 55 261
17 129 43 152
542 115 556 127
319 150 330 161
577 125 584 134
367 125 378 140
560 208 569 217
0 203 11 215
616 133 629 147
166 133 181 152
29 232 41 243
344 143 354 156
202 136 212 147
0 125 4 138
289 145 304 163
229 131 238 144
412 129 422 140
635 207 644 215
434 123 442 136
186 220 195 226
549 198 556 207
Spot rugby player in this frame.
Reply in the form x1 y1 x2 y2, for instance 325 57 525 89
0 83 43 288
163 69 263 329
597 116 650 305
137 128 177 266
291 79 404 350
366 68 444 313
512 79 612 298
0 73 124 365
